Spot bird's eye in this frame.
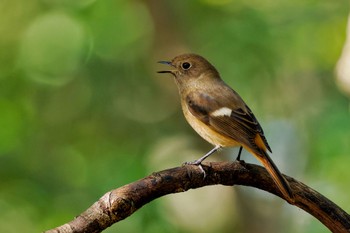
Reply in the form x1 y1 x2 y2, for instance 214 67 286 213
181 62 191 70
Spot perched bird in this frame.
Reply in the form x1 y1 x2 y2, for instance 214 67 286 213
158 53 294 201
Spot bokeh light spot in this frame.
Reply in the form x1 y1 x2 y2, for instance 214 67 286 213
18 12 88 86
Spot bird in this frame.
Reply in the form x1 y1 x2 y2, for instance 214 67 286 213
158 53 294 201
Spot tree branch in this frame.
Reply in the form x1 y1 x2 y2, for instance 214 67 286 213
44 161 350 233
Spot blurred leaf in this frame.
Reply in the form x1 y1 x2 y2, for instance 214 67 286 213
41 0 97 9
0 99 23 154
87 0 153 60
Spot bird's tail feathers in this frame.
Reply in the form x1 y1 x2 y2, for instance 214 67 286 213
252 149 294 202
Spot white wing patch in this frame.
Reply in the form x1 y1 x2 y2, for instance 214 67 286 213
211 107 232 117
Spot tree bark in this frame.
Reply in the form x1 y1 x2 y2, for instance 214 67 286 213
44 161 350 233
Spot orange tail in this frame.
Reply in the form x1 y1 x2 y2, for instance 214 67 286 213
252 150 294 201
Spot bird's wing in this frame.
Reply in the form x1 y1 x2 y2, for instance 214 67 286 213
186 91 271 153
186 91 294 200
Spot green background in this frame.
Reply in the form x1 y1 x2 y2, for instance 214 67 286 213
0 0 349 232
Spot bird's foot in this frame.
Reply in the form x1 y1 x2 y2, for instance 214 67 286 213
184 159 202 166
183 160 206 179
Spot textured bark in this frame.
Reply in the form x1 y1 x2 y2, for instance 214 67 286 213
44 161 350 233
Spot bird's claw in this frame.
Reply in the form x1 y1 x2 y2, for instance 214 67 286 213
183 160 206 179
184 159 201 166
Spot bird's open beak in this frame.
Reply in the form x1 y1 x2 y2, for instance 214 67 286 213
157 61 176 74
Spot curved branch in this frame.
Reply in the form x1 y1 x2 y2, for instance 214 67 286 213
44 161 350 233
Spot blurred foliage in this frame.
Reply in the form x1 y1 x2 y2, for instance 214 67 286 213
0 0 349 233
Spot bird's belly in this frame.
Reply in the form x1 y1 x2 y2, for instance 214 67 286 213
182 104 240 147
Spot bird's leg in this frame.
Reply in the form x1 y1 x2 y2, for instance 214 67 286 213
236 146 243 161
184 145 221 178
185 145 221 165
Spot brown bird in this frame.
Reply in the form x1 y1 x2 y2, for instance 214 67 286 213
158 53 294 201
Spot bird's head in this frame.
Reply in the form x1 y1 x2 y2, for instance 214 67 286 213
158 53 220 86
